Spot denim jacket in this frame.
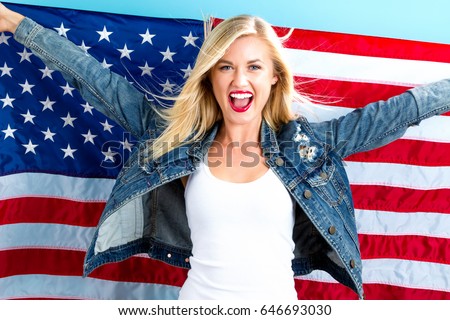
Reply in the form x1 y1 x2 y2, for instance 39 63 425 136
15 17 450 299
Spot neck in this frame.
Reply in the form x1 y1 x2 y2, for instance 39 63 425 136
216 120 262 145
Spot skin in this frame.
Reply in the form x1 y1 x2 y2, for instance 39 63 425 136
206 35 278 183
0 3 25 33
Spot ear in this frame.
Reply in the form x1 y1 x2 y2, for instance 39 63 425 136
271 75 278 85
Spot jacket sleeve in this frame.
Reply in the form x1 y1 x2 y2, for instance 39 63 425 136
14 17 157 139
309 79 450 159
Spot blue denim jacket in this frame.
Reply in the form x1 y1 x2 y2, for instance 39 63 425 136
15 17 450 299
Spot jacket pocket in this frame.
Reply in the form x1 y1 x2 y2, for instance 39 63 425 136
305 159 345 207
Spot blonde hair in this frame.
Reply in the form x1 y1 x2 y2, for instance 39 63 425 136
148 15 306 161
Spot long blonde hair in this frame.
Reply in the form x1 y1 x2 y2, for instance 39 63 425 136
149 15 304 160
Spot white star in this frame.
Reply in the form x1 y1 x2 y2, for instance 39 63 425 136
60 82 75 96
19 79 35 95
81 129 97 144
0 62 13 77
182 32 199 47
40 66 55 79
160 79 176 93
101 58 113 69
22 139 38 154
140 29 155 44
40 96 56 111
160 46 176 62
181 64 193 79
78 40 91 54
117 44 134 60
21 110 36 124
97 26 113 42
41 128 56 141
0 32 11 45
81 102 94 114
100 119 114 133
61 144 77 159
2 124 17 139
54 22 70 37
61 112 77 127
121 138 134 152
102 147 118 162
139 61 154 76
1 93 15 108
17 48 33 63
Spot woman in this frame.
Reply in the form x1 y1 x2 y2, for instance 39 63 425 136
1 3 450 299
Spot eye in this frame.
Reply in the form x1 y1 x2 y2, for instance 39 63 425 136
219 65 232 71
249 65 261 71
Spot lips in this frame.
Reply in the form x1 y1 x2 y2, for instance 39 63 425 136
229 91 253 113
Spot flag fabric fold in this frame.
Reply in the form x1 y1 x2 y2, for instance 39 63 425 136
1 3 450 300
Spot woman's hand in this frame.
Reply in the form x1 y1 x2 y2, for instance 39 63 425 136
0 2 25 33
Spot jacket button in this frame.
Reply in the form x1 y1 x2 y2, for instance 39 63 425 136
328 226 336 235
303 190 312 199
320 172 328 179
167 253 172 258
350 259 356 268
275 157 284 166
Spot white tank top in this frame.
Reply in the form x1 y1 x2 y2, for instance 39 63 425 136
178 161 297 300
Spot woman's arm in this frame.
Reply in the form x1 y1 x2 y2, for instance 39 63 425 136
0 3 156 139
310 79 450 159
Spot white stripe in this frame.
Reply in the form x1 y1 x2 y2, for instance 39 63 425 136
285 48 450 86
356 210 450 238
0 172 114 201
295 103 450 143
346 161 450 190
0 274 180 300
296 259 450 292
5 210 448 254
363 259 450 292
0 223 94 251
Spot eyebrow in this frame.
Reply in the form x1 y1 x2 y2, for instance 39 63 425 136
217 58 265 65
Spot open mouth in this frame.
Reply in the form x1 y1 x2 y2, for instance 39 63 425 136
229 92 253 113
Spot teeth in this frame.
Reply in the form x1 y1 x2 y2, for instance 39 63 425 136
230 93 253 99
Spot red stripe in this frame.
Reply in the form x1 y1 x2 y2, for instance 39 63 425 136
0 197 104 227
351 185 450 214
0 249 187 286
295 280 450 299
295 280 358 299
359 234 450 265
0 249 83 278
363 283 450 300
296 77 450 117
295 77 412 108
213 18 450 63
3 248 448 299
281 27 450 63
90 256 187 287
345 139 450 166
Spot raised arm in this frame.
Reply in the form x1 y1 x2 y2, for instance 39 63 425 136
310 79 450 159
0 3 157 139
0 2 24 33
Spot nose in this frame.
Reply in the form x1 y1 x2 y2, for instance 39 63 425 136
232 68 249 87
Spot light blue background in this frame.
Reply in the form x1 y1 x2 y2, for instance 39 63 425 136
4 0 450 44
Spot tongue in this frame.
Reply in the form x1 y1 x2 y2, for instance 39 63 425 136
232 98 251 108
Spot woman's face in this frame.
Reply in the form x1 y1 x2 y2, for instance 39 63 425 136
210 35 278 128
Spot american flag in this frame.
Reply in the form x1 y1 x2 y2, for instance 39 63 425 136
1 3 450 300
